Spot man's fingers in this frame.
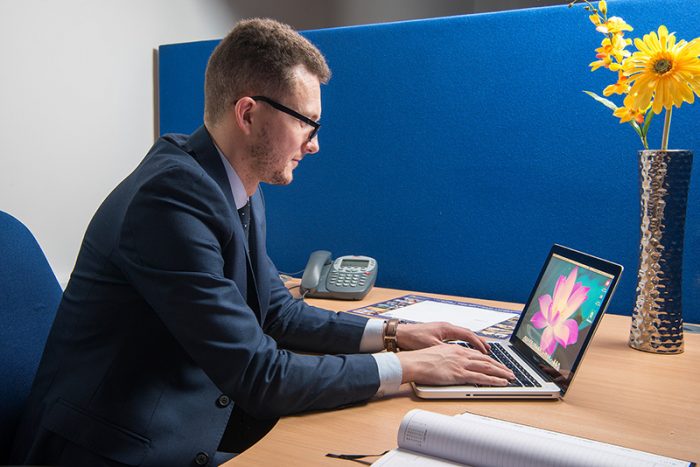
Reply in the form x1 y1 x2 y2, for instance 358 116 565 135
464 371 512 387
400 341 516 386
460 350 515 380
466 334 489 353
441 325 490 354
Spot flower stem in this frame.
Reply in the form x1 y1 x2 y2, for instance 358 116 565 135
661 107 672 150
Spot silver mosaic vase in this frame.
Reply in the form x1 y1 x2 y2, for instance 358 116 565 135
629 149 693 354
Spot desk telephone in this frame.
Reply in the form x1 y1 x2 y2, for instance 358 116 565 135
300 250 378 300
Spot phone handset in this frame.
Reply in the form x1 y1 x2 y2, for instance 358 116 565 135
300 250 332 295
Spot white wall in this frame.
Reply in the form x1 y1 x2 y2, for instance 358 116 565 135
0 0 556 287
0 0 238 285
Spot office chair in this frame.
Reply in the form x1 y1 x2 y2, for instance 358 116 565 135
0 211 62 463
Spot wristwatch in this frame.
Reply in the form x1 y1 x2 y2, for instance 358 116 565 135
383 318 400 352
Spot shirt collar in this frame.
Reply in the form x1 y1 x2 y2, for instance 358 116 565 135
214 143 249 210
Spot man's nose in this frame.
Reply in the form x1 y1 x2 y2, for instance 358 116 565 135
305 136 319 155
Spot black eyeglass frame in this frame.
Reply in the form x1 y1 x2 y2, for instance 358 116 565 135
251 95 320 141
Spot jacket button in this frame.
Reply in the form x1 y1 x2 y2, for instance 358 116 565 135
195 452 209 465
216 395 230 407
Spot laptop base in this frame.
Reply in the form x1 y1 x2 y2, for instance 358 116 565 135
412 382 561 399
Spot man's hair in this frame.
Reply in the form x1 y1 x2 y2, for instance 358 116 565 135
204 18 331 126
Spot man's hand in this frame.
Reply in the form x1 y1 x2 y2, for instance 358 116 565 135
396 343 515 386
396 321 490 353
393 322 515 386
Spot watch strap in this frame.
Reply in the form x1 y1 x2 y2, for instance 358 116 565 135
383 318 400 352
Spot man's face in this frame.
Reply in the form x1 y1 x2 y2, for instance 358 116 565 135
247 66 321 186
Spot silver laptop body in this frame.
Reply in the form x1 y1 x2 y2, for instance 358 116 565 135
413 244 623 399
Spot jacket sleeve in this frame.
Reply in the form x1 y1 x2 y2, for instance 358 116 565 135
261 253 373 354
115 165 380 418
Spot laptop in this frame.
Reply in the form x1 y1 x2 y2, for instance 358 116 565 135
412 244 623 399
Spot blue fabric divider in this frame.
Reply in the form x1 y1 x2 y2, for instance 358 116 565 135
158 0 700 323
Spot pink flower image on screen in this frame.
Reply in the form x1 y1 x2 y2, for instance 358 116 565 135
530 267 590 355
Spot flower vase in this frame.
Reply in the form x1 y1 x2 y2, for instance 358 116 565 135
629 149 693 354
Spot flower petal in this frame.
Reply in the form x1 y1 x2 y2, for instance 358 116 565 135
531 311 548 329
552 268 577 317
551 319 579 348
561 283 590 319
540 328 558 355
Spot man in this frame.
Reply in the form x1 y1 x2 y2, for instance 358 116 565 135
12 18 513 466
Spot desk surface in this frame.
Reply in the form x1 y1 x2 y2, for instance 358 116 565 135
226 286 700 466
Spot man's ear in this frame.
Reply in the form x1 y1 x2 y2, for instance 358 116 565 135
234 97 256 136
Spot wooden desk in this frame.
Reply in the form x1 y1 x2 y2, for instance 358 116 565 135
226 286 700 466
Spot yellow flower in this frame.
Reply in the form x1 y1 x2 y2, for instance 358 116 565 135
591 34 631 71
598 0 607 16
574 0 700 149
603 72 630 96
587 1 607 26
613 105 646 124
590 55 612 71
623 25 700 114
596 16 633 35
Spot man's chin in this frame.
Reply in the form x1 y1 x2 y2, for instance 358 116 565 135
264 172 293 186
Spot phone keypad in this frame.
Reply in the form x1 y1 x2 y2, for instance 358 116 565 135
329 271 368 289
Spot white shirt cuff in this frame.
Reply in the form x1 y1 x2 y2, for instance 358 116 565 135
371 352 403 398
359 318 385 353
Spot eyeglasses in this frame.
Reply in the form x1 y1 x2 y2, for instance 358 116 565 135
251 96 320 142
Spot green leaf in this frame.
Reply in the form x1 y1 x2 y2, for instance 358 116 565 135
631 121 643 138
642 110 654 136
583 91 619 112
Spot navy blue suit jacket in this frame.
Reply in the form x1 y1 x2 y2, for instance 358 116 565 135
11 126 380 466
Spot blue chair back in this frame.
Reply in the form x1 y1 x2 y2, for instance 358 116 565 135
0 211 62 462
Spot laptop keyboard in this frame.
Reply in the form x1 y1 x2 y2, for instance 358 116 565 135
457 342 541 387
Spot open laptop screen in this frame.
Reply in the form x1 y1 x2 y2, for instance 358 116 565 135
511 246 622 394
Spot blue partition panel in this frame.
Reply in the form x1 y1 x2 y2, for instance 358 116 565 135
159 0 700 322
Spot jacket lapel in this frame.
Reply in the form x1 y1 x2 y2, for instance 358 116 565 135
184 126 264 319
249 191 270 322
